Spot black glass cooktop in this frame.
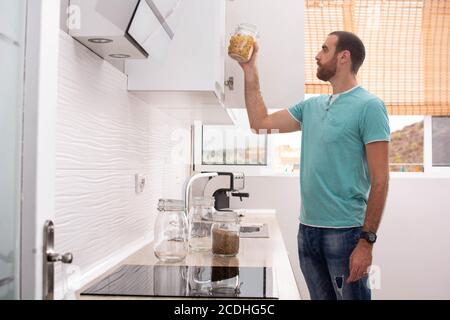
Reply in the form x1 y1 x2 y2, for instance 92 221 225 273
81 265 276 299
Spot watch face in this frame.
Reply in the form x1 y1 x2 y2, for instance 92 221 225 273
361 232 377 243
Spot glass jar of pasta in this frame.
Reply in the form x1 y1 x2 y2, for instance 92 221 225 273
228 23 258 63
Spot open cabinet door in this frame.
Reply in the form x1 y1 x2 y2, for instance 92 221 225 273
20 0 61 300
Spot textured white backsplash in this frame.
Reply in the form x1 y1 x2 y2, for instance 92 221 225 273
55 32 191 298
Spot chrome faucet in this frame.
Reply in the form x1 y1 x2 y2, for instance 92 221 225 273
184 172 218 214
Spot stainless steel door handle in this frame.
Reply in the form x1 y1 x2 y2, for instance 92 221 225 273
47 252 73 264
43 220 73 300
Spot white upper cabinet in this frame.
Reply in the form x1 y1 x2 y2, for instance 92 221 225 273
126 0 225 96
224 0 304 109
126 0 233 124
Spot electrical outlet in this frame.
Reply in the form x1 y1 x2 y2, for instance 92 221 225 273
135 174 147 194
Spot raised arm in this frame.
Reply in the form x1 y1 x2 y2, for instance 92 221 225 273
239 43 301 134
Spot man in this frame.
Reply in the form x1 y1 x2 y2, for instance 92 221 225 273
237 31 390 300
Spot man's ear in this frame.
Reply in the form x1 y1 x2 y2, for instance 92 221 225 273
340 50 351 63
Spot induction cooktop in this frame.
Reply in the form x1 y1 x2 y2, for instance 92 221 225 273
81 265 277 299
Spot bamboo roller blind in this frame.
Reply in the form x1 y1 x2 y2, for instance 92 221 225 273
304 0 450 115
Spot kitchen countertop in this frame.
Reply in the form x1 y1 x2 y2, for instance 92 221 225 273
76 211 301 300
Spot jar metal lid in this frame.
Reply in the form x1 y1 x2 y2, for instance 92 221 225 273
158 199 185 212
236 23 258 36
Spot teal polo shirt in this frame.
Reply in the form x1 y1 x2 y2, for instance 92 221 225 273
288 86 391 228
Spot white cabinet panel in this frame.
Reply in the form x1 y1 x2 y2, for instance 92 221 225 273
163 0 184 32
225 0 305 109
152 0 182 20
126 0 224 94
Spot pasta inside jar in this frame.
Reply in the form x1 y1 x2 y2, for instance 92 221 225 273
228 23 258 63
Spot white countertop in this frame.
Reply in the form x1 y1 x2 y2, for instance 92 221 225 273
77 211 300 300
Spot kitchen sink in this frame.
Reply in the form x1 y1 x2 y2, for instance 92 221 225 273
241 226 261 233
239 223 269 238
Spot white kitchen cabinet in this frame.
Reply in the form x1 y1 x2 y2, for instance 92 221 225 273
127 0 224 94
126 0 234 125
225 0 305 109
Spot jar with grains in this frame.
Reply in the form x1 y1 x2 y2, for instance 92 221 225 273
211 211 240 257
228 23 258 63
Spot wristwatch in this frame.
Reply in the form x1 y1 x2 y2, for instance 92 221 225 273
360 231 377 244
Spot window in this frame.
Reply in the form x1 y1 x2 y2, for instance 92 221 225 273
199 109 299 174
389 116 424 172
201 109 267 166
202 125 267 165
268 130 301 174
432 117 450 167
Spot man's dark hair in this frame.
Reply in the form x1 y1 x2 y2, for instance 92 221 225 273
329 31 366 74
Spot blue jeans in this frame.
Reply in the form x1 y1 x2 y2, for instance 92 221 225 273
297 223 371 300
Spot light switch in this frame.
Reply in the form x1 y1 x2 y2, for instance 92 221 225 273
135 174 147 194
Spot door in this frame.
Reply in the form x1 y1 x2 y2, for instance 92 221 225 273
0 0 60 299
20 0 60 299
0 0 27 300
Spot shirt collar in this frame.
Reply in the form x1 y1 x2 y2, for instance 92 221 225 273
330 85 361 98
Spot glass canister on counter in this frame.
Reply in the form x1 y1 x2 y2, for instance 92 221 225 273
211 211 240 257
188 196 215 252
228 23 258 63
153 199 188 263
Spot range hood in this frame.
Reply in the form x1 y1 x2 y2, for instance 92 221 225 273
69 0 183 63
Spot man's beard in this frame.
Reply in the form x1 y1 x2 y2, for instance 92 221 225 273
317 55 337 81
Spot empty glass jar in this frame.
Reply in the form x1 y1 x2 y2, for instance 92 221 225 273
211 211 240 257
188 196 215 252
153 199 188 263
228 23 258 63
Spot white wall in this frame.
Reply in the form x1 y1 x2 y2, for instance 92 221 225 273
54 32 191 298
229 175 450 300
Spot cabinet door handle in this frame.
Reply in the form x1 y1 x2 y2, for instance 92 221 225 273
225 77 234 91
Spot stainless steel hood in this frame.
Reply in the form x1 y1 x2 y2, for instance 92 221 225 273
69 0 183 63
